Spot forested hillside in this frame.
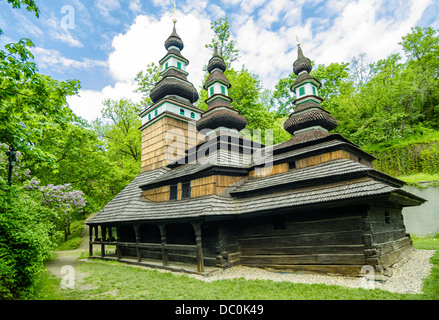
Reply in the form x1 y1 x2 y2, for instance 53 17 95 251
0 1 438 299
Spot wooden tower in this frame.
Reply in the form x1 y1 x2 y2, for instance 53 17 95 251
139 20 203 172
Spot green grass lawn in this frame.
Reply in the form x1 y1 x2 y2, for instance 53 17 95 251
31 237 439 300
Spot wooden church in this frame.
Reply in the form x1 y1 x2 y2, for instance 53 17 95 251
86 20 425 276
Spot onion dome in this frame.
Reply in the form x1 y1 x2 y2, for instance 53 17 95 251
283 44 338 138
207 45 227 73
164 23 184 51
197 44 246 132
150 77 199 104
149 22 198 104
293 45 312 75
283 108 338 135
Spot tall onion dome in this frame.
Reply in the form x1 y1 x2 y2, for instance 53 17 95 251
283 44 338 143
196 44 247 132
149 21 199 105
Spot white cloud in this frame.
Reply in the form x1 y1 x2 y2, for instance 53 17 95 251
33 47 107 70
67 81 143 123
311 0 432 65
129 0 142 13
44 17 83 48
95 0 121 17
108 11 212 89
68 9 213 123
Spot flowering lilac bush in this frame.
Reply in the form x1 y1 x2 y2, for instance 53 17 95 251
1 143 87 241
25 179 87 241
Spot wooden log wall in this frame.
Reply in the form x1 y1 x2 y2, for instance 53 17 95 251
236 207 368 275
143 175 246 201
365 205 413 269
249 163 289 178
295 149 372 169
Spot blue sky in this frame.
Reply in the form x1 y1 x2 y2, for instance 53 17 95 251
0 0 437 122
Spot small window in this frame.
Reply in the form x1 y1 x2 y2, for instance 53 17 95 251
182 181 191 199
180 108 185 116
289 162 296 170
299 87 305 96
148 114 151 121
210 87 214 96
312 86 316 95
190 112 195 119
170 184 178 200
155 109 158 116
177 61 182 69
165 62 168 69
385 211 390 224
221 85 225 95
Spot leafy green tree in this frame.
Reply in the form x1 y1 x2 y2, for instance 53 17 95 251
135 62 162 106
93 98 142 162
0 38 80 163
205 17 239 68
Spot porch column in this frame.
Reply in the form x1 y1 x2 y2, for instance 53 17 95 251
101 225 107 258
133 224 141 262
115 226 122 260
94 224 99 241
108 226 114 241
192 222 204 273
88 225 94 257
158 224 168 266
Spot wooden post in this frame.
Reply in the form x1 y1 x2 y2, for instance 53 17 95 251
116 226 122 260
101 225 106 258
192 222 204 273
158 224 168 266
94 224 99 242
88 226 94 257
133 224 141 262
108 226 114 241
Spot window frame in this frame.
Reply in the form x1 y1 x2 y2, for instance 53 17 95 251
170 184 178 200
182 181 191 199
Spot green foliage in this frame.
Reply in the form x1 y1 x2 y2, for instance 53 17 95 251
0 37 81 164
205 17 239 68
0 184 56 299
135 62 162 106
363 130 439 177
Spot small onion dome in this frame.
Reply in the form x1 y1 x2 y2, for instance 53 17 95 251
207 55 227 73
293 45 312 75
197 107 247 132
283 109 338 135
207 44 227 73
165 24 184 51
203 69 231 89
150 76 199 104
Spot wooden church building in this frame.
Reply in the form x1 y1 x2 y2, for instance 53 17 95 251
86 21 425 276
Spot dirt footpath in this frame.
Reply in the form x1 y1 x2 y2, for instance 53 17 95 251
45 220 93 290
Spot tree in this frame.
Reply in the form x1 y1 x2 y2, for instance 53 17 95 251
135 62 162 106
93 98 142 162
0 38 81 163
205 17 239 68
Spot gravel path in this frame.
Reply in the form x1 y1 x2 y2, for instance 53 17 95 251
186 249 435 295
